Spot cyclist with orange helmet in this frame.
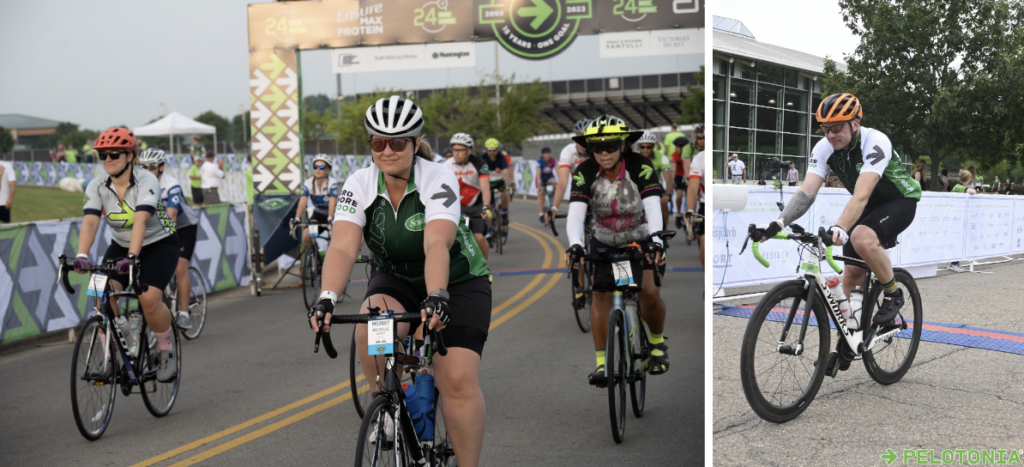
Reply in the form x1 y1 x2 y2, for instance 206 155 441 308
75 128 181 382
757 93 921 338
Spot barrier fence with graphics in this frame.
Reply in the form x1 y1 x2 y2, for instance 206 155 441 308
712 187 1024 289
0 204 250 344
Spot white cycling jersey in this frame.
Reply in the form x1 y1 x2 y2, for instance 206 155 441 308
688 151 705 204
558 142 587 172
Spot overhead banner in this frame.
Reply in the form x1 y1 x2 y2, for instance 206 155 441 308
331 41 476 74
599 28 702 58
248 49 302 197
598 0 703 30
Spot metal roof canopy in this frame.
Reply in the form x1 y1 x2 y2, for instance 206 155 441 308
712 29 847 75
0 114 61 130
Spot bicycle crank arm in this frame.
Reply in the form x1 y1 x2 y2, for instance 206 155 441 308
777 342 803 356
865 323 904 352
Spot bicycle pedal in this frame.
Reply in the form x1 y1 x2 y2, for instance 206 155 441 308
825 352 842 378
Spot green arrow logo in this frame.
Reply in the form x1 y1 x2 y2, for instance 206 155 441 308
108 200 135 228
639 165 653 180
573 171 585 187
880 448 897 466
518 0 553 31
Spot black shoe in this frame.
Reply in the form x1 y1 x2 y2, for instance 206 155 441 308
588 365 607 386
874 288 904 325
675 216 684 228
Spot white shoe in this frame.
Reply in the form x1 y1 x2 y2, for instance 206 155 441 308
948 262 966 273
176 312 193 329
368 413 395 445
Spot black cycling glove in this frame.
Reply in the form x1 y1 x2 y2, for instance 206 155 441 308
421 295 451 327
308 299 335 329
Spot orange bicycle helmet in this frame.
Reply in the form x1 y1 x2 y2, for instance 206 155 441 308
816 93 862 123
94 127 137 153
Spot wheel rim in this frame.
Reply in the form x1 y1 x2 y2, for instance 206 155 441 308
71 318 115 439
182 267 207 339
865 278 921 375
140 321 180 416
748 294 823 410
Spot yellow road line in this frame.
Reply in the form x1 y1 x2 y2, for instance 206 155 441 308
513 222 565 267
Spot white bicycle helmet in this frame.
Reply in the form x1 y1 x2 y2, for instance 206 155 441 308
139 148 166 166
450 133 474 148
312 154 332 168
364 95 424 138
573 118 591 135
638 131 658 144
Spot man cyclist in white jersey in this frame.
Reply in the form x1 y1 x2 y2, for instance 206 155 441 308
757 93 921 338
551 119 591 218
444 132 493 261
291 154 338 249
685 150 706 268
310 96 490 467
75 128 180 382
637 130 674 230
140 148 200 329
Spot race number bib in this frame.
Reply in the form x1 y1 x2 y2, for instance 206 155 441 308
87 273 108 297
309 225 320 238
367 315 394 356
612 260 635 287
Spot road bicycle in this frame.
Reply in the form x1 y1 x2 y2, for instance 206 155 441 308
488 186 509 255
566 214 595 333
311 303 455 466
738 224 923 423
541 182 568 237
164 266 207 340
572 230 676 443
249 213 264 297
292 218 332 310
58 255 182 441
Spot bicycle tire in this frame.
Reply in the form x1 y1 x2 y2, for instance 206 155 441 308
71 315 116 441
739 280 830 423
500 219 509 246
252 227 263 296
180 266 207 340
862 269 923 385
630 307 648 418
139 316 181 417
606 308 627 443
351 326 372 419
427 388 455 467
302 248 320 311
355 396 412 467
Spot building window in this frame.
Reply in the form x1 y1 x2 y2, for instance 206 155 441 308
730 79 754 104
757 83 783 108
730 103 754 129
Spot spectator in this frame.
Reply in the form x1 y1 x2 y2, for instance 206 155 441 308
138 138 148 152
938 168 949 192
200 153 224 205
52 144 67 163
663 123 685 156
951 172 977 194
993 176 1001 194
787 162 799 186
1003 180 1014 195
0 159 14 223
728 154 745 184
82 142 96 163
189 136 206 160
757 173 766 186
189 155 204 207
911 159 927 190
65 145 78 163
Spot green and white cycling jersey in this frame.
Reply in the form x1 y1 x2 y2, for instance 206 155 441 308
807 126 921 207
83 167 175 248
334 157 490 290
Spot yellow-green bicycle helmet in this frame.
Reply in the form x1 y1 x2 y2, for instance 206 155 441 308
571 115 644 146
484 138 500 150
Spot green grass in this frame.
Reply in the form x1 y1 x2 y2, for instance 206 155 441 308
8 186 85 224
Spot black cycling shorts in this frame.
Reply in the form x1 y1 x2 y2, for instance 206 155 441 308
693 203 705 237
842 197 917 263
674 176 686 191
103 233 179 292
489 179 507 191
365 271 491 356
177 225 197 260
588 237 659 293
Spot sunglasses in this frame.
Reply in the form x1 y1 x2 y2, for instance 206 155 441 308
313 164 329 170
368 138 411 153
98 151 126 161
695 135 705 140
639 145 655 150
820 122 849 135
143 163 162 170
589 141 621 155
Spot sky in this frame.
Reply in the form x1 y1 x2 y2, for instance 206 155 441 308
713 0 860 62
0 0 701 132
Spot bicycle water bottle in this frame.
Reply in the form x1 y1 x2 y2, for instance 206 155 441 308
113 315 137 357
415 370 436 441
625 300 640 351
849 287 864 330
825 277 856 330
128 311 143 357
402 383 426 440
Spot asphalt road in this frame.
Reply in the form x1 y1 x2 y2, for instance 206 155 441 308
0 199 705 466
713 258 1024 466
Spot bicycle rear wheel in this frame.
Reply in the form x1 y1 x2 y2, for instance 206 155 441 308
630 311 649 418
71 315 116 441
139 317 181 417
571 265 592 333
606 308 627 443
181 266 207 340
302 248 320 310
355 396 412 467
739 280 829 423
863 269 923 385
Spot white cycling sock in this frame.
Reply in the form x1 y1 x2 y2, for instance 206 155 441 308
153 329 174 351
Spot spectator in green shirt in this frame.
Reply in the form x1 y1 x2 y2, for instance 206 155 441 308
663 123 685 158
189 136 206 160
189 156 204 206
83 143 96 163
65 147 78 163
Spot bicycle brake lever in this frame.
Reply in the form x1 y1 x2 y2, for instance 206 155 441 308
432 329 448 357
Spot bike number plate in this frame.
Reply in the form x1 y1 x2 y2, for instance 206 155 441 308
309 225 319 238
612 260 635 287
87 273 108 297
367 316 394 356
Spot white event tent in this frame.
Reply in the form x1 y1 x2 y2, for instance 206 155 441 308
133 111 216 157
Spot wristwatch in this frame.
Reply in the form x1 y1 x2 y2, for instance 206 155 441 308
428 289 450 302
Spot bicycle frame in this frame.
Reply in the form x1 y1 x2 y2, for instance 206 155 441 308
609 290 650 377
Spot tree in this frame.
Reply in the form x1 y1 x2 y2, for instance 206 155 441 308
0 126 13 154
824 0 1024 190
230 112 251 144
303 109 331 153
676 66 704 124
303 94 334 114
328 91 398 154
194 110 230 147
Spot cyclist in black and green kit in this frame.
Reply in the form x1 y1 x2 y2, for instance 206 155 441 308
758 93 921 327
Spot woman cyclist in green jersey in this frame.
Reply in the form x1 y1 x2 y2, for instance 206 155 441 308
310 96 491 467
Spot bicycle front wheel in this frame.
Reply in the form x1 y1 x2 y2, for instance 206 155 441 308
181 266 207 340
739 280 830 423
351 327 373 419
302 248 320 310
355 396 412 467
606 308 627 443
139 318 181 417
71 315 116 441
630 313 649 418
863 269 923 385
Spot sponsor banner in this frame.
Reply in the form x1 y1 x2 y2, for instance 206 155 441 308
365 0 476 45
331 41 476 74
599 28 702 58
248 0 360 50
0 205 250 344
476 0 598 60
249 49 303 197
712 188 1024 289
597 0 703 30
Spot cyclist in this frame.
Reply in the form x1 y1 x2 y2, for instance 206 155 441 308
757 93 920 326
551 119 591 217
311 96 490 467
676 124 704 227
481 138 511 227
685 149 706 268
139 148 199 329
536 147 557 223
291 155 338 249
75 128 180 382
443 132 492 261
563 115 670 383
637 131 674 230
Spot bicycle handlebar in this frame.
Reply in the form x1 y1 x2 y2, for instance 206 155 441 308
312 308 447 360
745 226 842 274
567 230 677 288
56 254 144 296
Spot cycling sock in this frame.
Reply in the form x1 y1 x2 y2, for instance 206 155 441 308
154 329 174 351
650 333 665 356
882 277 898 295
596 350 606 367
